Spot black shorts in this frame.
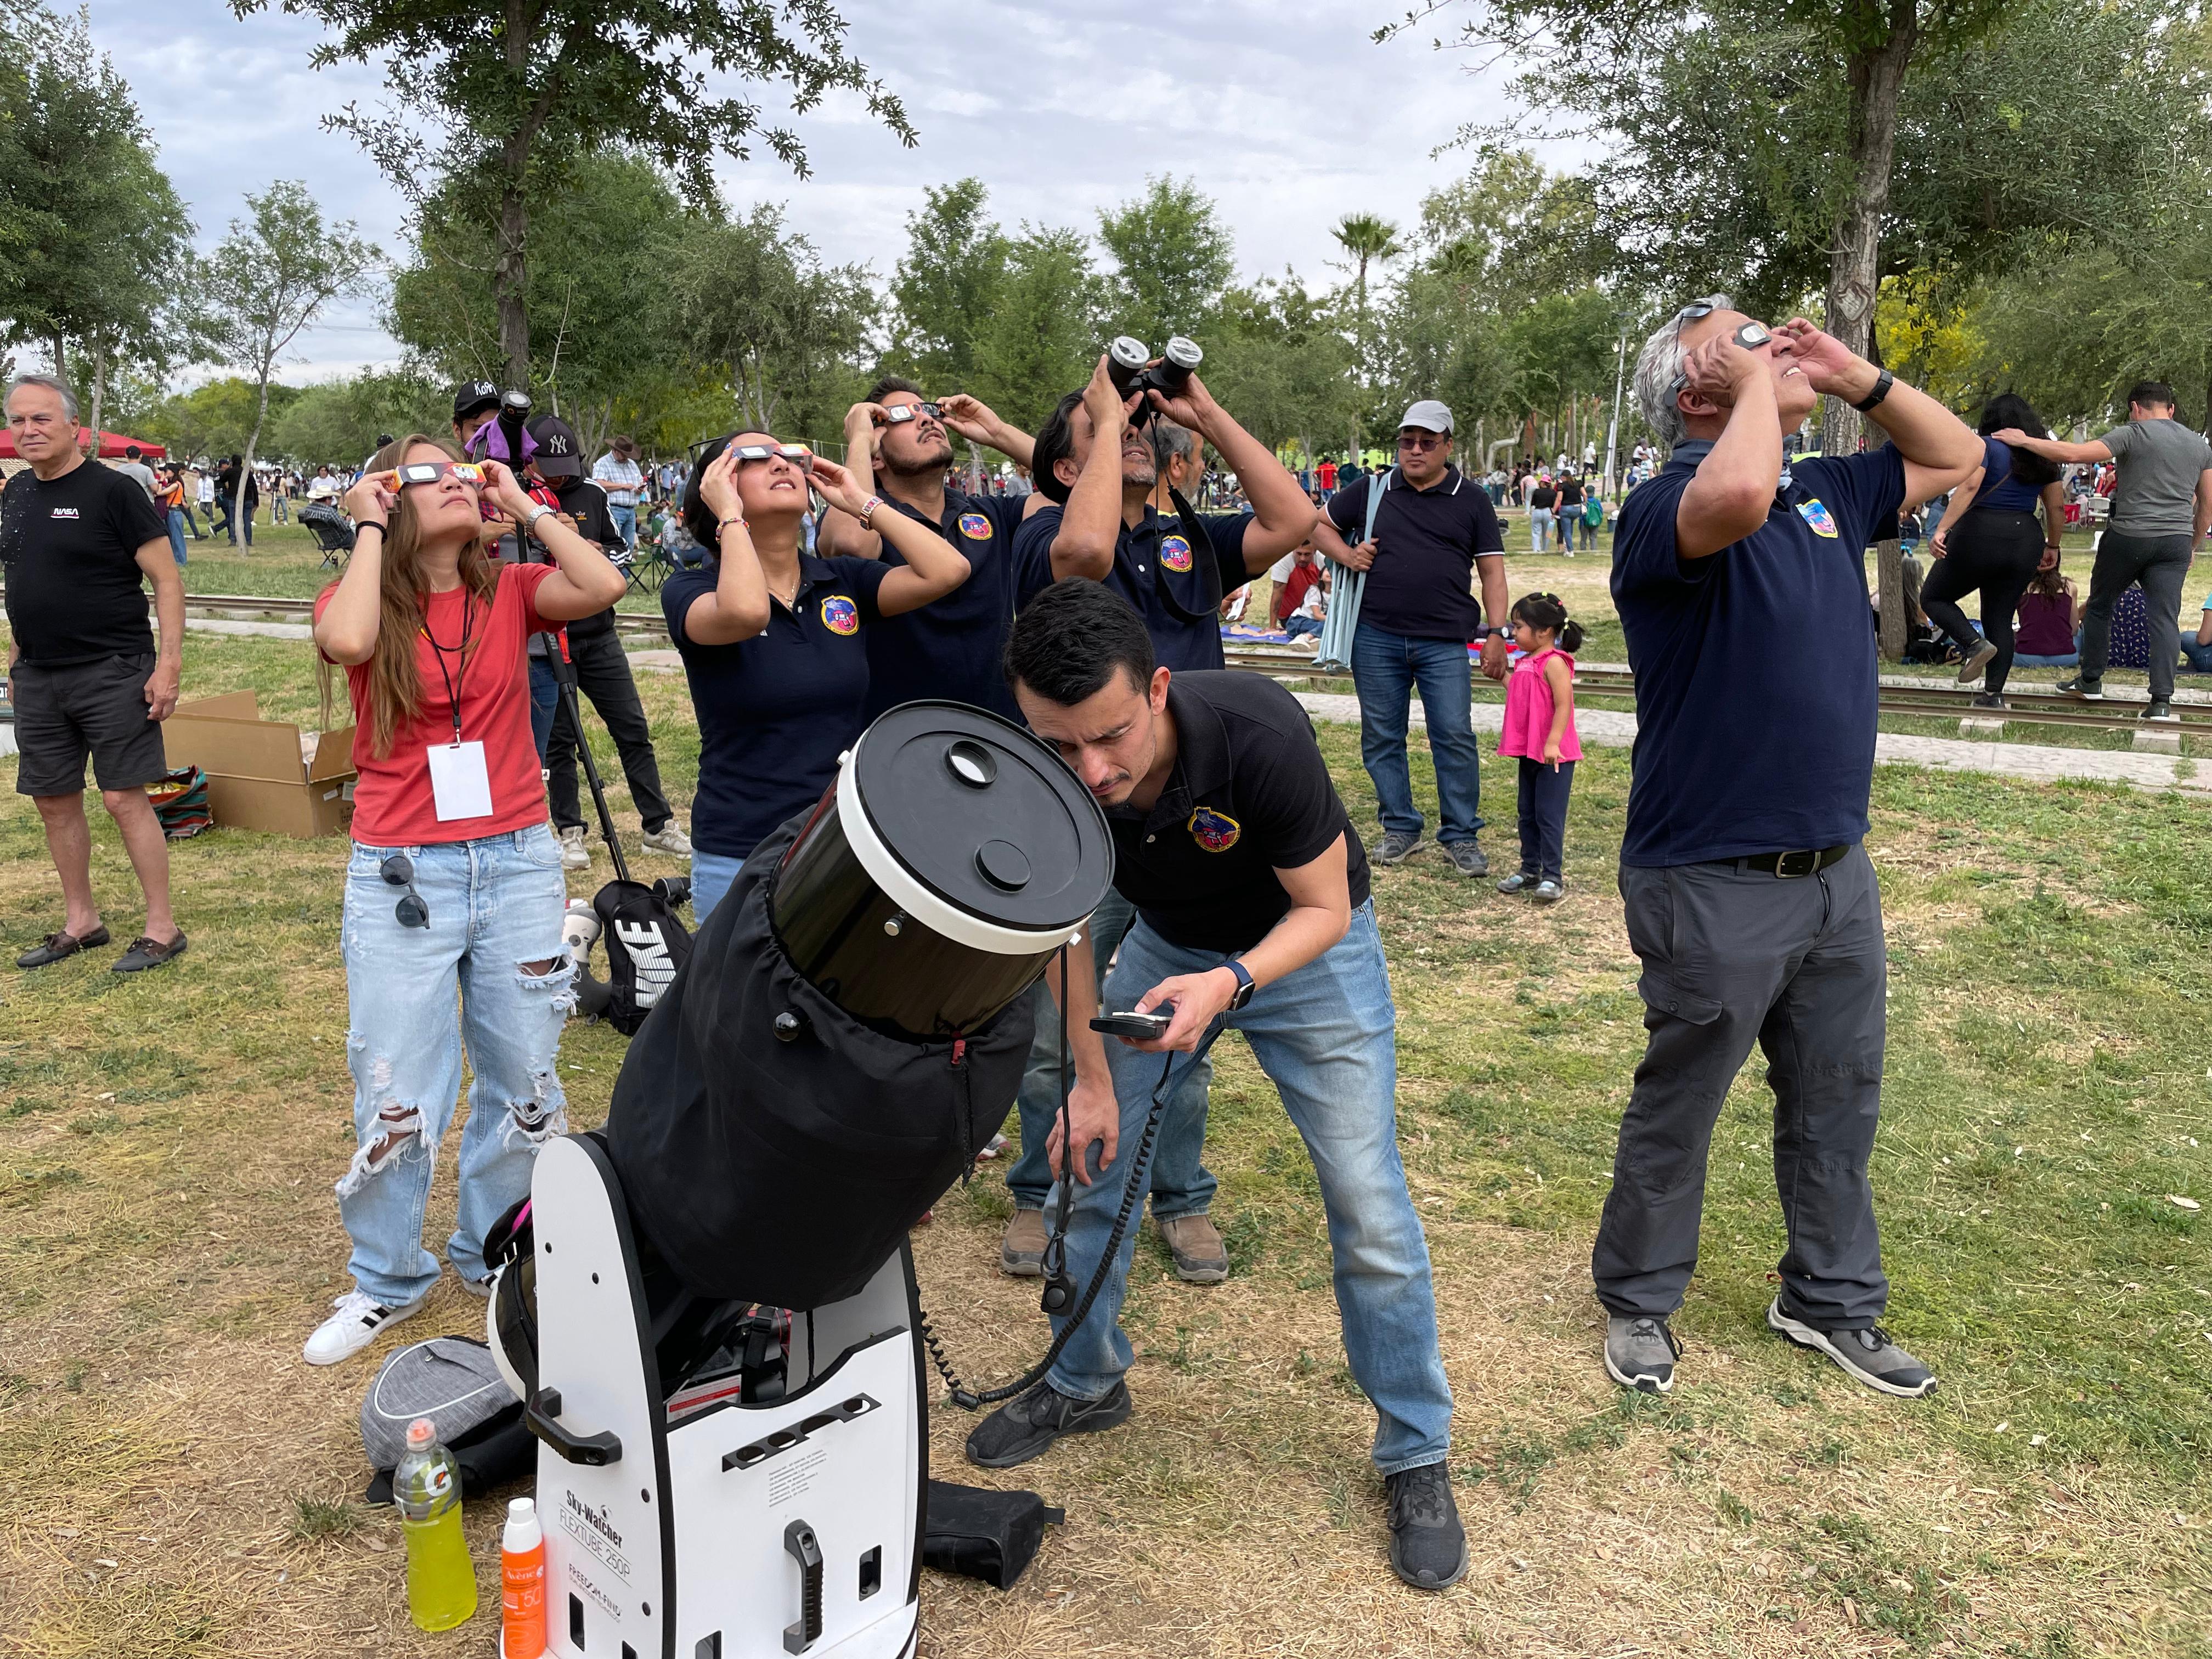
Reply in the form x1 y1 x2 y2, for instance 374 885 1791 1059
12 652 168 797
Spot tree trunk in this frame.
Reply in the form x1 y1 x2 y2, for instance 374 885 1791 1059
88 336 107 454
495 170 531 392
238 364 272 557
1821 0 1918 659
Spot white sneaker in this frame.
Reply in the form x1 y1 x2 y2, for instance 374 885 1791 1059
303 1287 428 1367
641 821 694 857
558 825 591 871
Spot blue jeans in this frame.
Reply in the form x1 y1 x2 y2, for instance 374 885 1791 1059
1007 888 1213 1217
2013 651 2080 668
166 507 187 566
1350 622 1485 845
691 850 747 921
609 503 637 550
1529 509 1553 552
337 825 576 1306
2180 639 2212 673
528 656 558 761
1282 614 1322 639
1044 903 1452 1473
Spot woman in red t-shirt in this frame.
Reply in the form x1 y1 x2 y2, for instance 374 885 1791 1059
302 435 627 1368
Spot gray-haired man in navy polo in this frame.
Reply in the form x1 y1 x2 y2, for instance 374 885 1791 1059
1596 300 1980 1400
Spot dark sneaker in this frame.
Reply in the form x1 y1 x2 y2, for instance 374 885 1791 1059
1971 692 2008 710
964 1378 1132 1469
1000 1207 1047 1277
1443 841 1489 877
1384 1462 1469 1590
1156 1214 1228 1283
1531 879 1565 904
2057 673 2103 701
1373 830 1424 865
1496 872 1539 895
17 924 111 969
1604 1314 1681 1393
1766 1297 1937 1398
1955 638 1997 683
2144 698 2180 723
112 933 187 973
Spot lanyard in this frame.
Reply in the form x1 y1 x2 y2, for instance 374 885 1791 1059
419 591 476 745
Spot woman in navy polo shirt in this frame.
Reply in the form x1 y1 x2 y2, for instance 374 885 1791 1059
663 432 972 918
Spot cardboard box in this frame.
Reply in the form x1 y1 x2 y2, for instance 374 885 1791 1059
162 691 358 838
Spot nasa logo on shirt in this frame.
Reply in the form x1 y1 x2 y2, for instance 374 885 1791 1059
1159 533 1194 572
49 507 80 520
1797 498 1839 538
821 595 860 636
957 512 992 540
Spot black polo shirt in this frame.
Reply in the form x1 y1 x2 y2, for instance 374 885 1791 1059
860 484 1026 724
1324 465 1502 640
663 554 891 860
1012 503 1252 673
1107 671 1370 952
1610 440 1906 868
548 476 622 641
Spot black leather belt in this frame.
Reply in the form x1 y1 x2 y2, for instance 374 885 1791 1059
1735 844 1851 878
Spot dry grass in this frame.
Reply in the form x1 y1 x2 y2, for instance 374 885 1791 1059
2 630 2208 1657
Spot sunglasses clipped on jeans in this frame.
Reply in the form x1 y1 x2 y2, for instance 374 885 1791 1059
381 854 430 928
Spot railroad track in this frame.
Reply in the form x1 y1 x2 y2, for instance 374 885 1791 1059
141 597 2212 739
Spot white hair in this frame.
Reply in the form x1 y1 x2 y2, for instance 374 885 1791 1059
5 371 78 422
1633 295 1732 448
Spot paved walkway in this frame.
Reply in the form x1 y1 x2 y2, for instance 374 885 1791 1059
1290 692 2209 797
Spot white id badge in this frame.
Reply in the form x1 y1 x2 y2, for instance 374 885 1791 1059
426 741 495 821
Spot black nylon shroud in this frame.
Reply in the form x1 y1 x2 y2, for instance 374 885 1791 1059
606 813 1034 1309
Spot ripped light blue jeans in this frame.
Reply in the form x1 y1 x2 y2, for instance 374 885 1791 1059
337 823 575 1306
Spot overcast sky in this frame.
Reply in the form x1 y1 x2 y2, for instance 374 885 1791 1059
86 0 1572 385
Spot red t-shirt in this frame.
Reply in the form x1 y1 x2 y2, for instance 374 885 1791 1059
1273 563 1321 625
315 562 558 845
1318 461 1338 491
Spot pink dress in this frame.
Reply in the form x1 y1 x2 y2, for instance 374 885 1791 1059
1498 646 1583 761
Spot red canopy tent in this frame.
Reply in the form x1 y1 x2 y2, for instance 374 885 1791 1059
0 427 167 460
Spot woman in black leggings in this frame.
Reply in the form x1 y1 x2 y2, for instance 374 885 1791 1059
1920 393 2067 708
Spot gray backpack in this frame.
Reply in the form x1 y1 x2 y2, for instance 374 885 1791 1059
359 1336 523 1499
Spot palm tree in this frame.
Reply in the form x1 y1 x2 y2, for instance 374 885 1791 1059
1330 213 1404 461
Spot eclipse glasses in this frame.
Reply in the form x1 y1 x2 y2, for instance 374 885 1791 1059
876 402 942 425
381 460 487 489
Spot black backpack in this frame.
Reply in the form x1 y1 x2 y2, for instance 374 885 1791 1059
594 878 692 1036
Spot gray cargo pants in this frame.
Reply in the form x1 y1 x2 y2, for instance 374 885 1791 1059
1592 844 1890 1329
2079 529 2193 701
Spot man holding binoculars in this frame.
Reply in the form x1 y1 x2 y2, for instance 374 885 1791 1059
1013 340 1317 674
816 376 1035 723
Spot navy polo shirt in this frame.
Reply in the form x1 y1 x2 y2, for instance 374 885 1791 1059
663 554 891 860
1324 465 1503 640
1610 440 1906 868
859 485 1026 724
1012 503 1252 673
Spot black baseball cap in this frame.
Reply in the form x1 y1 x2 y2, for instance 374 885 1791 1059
528 414 583 477
452 378 500 424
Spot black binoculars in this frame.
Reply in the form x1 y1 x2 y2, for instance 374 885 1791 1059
1107 336 1202 428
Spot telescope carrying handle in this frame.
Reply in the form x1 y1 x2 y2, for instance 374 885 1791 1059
783 1520 825 1652
525 1386 623 1466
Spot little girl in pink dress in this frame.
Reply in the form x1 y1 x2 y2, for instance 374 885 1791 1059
1496 592 1584 902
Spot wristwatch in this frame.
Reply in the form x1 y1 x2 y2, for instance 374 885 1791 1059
524 503 556 535
1221 958 1256 1012
1850 369 1895 414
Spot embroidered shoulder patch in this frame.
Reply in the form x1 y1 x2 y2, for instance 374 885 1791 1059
957 511 992 539
820 595 860 635
1188 806 1240 851
1159 533 1194 572
1797 498 1839 538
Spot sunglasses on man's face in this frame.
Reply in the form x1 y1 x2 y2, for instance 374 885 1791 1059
1397 432 1448 452
382 461 486 489
878 402 943 425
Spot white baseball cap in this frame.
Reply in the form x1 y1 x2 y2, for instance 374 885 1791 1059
1398 399 1454 434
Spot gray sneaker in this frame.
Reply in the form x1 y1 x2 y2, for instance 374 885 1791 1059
1604 1314 1681 1393
1496 872 1539 894
1955 638 1997 683
1766 1298 1937 1398
1531 879 1565 904
1444 841 1489 877
1373 830 1424 865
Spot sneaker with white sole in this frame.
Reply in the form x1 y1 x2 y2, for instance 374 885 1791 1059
1604 1314 1681 1392
1765 1297 1937 1397
303 1287 428 1366
1955 638 1997 683
557 825 591 871
642 821 695 857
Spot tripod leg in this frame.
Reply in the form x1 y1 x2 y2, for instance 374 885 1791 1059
550 650 631 886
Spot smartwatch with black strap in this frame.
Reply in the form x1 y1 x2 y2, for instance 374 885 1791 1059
1222 958 1256 1012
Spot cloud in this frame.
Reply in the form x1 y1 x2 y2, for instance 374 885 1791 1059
90 0 1584 381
